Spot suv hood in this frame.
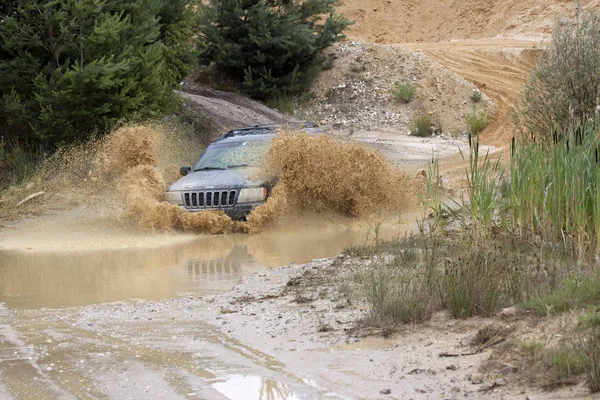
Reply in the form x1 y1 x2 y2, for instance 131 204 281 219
168 168 265 191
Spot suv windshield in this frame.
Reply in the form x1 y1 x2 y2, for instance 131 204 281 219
193 140 271 171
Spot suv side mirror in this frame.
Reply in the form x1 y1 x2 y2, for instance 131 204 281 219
180 166 192 176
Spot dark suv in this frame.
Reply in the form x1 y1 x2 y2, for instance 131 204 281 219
165 123 321 220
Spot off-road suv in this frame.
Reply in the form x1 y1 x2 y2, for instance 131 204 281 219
165 123 321 219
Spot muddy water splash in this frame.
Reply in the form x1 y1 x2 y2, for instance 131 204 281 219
86 125 411 234
263 131 406 217
8 124 411 234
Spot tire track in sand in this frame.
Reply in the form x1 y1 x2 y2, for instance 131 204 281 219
403 39 541 148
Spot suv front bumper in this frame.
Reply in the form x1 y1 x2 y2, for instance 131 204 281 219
175 201 266 220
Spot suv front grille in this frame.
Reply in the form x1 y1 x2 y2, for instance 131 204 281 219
183 190 237 209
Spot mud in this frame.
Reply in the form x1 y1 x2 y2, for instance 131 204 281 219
0 213 410 309
0 257 588 400
264 132 406 217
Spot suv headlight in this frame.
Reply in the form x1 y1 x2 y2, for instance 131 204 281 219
237 187 267 203
165 190 183 206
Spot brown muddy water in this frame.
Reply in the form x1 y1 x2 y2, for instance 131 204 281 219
0 219 411 400
0 219 408 310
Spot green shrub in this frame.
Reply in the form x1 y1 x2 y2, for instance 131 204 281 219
199 0 351 100
393 81 417 103
410 114 433 137
0 0 198 144
517 11 600 138
470 90 482 103
465 106 489 135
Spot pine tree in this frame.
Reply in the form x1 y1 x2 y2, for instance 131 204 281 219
0 0 198 144
199 0 351 99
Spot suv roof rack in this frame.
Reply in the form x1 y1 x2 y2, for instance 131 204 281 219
220 122 318 139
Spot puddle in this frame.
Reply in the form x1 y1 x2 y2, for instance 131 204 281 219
212 375 302 400
0 219 410 309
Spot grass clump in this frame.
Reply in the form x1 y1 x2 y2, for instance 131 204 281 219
355 231 575 324
409 114 433 137
523 274 600 316
470 90 482 103
465 106 489 135
393 81 417 103
361 245 438 324
517 312 600 392
578 313 600 393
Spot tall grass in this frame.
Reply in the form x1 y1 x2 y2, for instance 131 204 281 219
459 134 503 232
356 231 573 323
506 119 600 258
426 155 443 229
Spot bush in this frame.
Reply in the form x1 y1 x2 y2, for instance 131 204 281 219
393 81 417 103
517 11 600 138
410 113 433 136
470 90 482 103
465 106 488 135
0 0 198 144
199 0 351 99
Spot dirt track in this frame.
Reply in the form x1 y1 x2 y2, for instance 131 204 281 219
404 39 540 148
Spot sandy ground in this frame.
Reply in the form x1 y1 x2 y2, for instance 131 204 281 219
337 0 598 44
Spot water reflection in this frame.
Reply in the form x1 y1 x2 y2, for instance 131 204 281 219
213 375 301 400
0 221 408 309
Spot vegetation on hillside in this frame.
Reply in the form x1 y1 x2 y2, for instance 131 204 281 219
517 10 600 138
198 0 351 99
0 0 198 144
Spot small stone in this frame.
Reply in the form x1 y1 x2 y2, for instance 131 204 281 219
379 388 391 395
470 374 483 384
446 364 459 371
